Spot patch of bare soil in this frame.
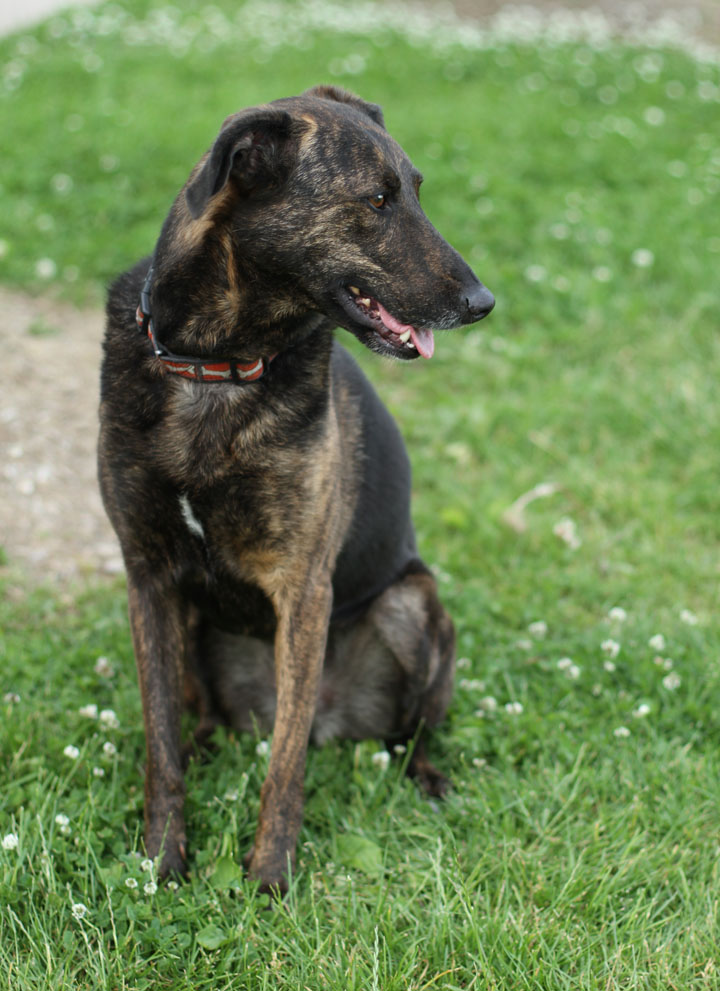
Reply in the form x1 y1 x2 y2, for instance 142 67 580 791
0 288 122 582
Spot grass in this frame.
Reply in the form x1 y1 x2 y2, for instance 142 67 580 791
2 0 720 987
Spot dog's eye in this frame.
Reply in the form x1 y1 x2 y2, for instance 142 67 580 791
368 193 387 210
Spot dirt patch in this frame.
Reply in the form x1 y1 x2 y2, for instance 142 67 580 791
0 287 122 582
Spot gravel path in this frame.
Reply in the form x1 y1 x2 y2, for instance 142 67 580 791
1 0 718 584
0 288 123 580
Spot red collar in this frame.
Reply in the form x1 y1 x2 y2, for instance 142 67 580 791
136 266 273 384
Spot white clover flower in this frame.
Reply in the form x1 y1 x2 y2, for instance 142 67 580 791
125 877 138 889
92 766 105 778
680 609 698 626
102 741 117 757
633 703 651 718
79 704 98 719
528 620 548 638
553 517 581 549
648 634 666 651
3 692 21 704
608 607 627 623
472 757 487 769
143 880 158 896
393 744 406 755
94 656 114 677
592 266 612 283
255 740 270 757
567 664 581 680
456 656 471 669
35 258 57 279
140 858 154 873
71 902 87 920
613 726 631 738
524 264 547 283
2 833 19 850
478 695 498 713
505 701 523 715
99 154 119 172
371 750 391 771
51 173 73 194
55 813 70 828
223 789 239 802
63 744 80 760
643 106 665 126
663 672 681 691
557 657 573 671
99 709 119 730
603 660 617 673
167 880 179 892
666 81 685 99
601 639 620 659
631 248 654 268
516 638 533 651
459 679 486 692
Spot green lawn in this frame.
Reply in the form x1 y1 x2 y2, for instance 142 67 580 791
2 1 720 987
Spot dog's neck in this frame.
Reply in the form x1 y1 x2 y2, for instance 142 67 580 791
147 220 325 369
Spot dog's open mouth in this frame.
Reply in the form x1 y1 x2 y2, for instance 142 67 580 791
345 286 435 360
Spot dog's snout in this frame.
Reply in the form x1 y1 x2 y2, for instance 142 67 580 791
464 283 495 322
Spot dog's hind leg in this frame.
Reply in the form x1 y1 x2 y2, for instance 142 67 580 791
182 613 223 767
365 562 455 796
315 561 455 795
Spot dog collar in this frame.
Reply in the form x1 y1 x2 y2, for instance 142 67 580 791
135 266 273 384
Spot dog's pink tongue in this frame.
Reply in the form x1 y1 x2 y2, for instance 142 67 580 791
375 301 435 359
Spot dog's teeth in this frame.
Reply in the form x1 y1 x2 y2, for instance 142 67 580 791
349 286 360 295
398 330 411 343
359 298 372 307
406 340 416 349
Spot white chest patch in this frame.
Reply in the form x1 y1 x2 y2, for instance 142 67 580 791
179 494 205 540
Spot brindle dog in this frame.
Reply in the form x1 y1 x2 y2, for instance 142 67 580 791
98 85 494 892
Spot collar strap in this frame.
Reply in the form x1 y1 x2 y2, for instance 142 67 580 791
136 266 272 384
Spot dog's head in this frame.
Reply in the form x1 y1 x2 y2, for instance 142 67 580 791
173 86 493 361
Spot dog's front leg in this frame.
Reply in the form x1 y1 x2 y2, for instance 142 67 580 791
247 575 332 894
127 573 188 877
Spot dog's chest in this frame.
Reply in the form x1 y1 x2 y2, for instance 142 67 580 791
169 411 350 609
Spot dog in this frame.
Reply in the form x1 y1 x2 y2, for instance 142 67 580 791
98 85 494 892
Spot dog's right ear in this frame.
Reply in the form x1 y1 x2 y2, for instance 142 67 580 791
185 108 295 219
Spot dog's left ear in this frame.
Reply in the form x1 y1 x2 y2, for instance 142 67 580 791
185 107 295 218
304 85 385 129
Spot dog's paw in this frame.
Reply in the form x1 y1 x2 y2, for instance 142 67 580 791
414 764 451 799
245 845 291 897
145 822 188 881
405 745 451 798
157 842 188 881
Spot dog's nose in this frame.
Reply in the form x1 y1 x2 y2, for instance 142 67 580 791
465 283 495 322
